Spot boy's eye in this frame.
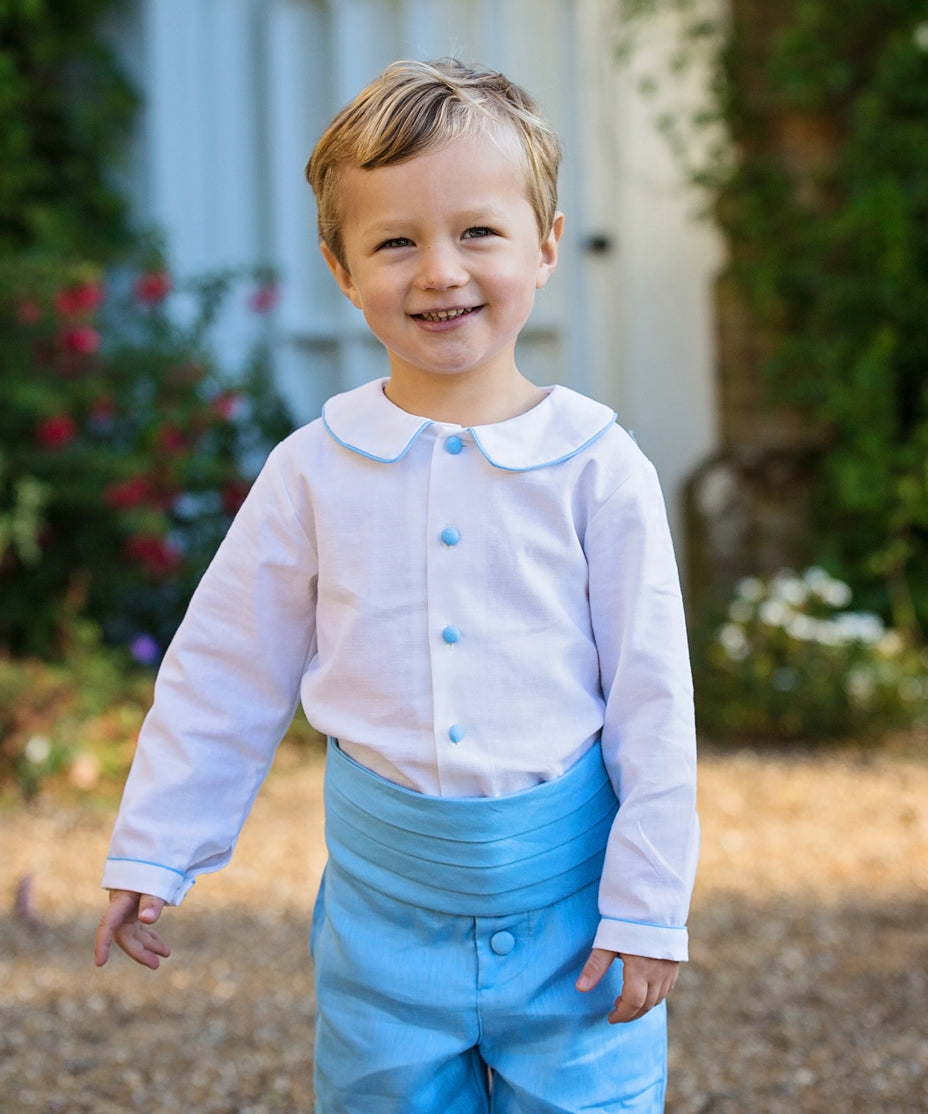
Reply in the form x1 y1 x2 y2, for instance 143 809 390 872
377 237 413 250
463 227 495 240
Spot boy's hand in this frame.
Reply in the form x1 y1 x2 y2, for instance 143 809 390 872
576 949 679 1024
94 890 170 970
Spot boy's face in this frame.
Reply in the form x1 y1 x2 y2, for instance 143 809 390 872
321 133 562 395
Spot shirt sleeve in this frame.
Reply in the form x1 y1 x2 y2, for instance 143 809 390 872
101 445 318 904
585 447 700 960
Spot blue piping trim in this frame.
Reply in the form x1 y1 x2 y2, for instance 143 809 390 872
600 915 687 932
322 411 433 463
468 414 616 473
106 856 187 879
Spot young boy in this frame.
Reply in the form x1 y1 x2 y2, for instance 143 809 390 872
96 59 699 1113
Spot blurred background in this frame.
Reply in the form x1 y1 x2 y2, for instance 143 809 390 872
1 1 927 1111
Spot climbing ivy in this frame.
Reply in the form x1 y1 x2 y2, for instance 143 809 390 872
621 0 928 637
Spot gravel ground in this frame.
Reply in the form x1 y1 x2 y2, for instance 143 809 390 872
1 735 927 1113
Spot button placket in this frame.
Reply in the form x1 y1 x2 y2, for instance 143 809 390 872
426 430 471 769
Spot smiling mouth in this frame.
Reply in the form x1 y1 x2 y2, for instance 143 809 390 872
412 306 479 322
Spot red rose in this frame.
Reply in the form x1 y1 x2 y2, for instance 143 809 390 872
36 414 77 448
155 425 188 454
125 534 184 578
134 271 172 305
62 326 101 354
210 392 243 421
105 476 152 509
55 282 104 317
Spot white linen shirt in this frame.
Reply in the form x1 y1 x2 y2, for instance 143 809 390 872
103 379 699 960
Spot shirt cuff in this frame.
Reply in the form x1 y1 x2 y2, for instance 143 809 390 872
593 916 689 961
101 857 195 906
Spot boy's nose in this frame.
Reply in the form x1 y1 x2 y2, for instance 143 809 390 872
414 244 467 291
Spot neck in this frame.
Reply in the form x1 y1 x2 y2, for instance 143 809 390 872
384 366 545 427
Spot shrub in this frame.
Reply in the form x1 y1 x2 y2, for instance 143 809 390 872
0 618 323 800
0 0 137 258
0 256 293 658
696 566 928 741
618 0 928 639
0 613 151 799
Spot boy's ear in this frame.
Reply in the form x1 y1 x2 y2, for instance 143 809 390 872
536 212 565 290
320 241 362 309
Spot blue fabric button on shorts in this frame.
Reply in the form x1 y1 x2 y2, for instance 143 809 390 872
490 931 515 956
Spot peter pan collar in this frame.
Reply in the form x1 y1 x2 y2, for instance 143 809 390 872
322 378 616 472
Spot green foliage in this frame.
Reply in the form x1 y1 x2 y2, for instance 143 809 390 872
0 620 323 799
0 256 292 658
696 567 928 740
0 0 138 257
620 0 928 638
0 617 151 800
0 2 295 659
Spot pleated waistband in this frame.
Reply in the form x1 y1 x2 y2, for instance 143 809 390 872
322 739 618 916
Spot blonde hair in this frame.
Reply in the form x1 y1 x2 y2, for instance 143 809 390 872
306 58 561 266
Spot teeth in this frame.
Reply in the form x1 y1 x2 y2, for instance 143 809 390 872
418 308 471 321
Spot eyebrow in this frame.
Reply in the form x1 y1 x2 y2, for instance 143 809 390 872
359 207 512 237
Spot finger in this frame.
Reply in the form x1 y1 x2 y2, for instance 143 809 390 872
94 918 115 968
608 968 677 1025
94 891 139 968
575 948 617 992
138 895 165 924
608 970 656 1024
115 923 171 970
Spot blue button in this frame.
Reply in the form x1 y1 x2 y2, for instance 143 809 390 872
448 724 465 744
442 626 461 645
445 435 464 455
441 527 461 547
490 931 515 956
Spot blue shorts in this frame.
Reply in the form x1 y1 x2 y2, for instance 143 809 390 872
311 740 667 1114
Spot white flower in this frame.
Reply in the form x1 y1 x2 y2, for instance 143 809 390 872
845 666 875 704
813 620 842 647
735 576 765 603
819 578 853 609
915 22 928 52
719 623 750 661
834 611 885 645
759 598 792 628
787 614 818 642
728 599 754 624
802 566 830 589
24 735 51 764
772 574 809 608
